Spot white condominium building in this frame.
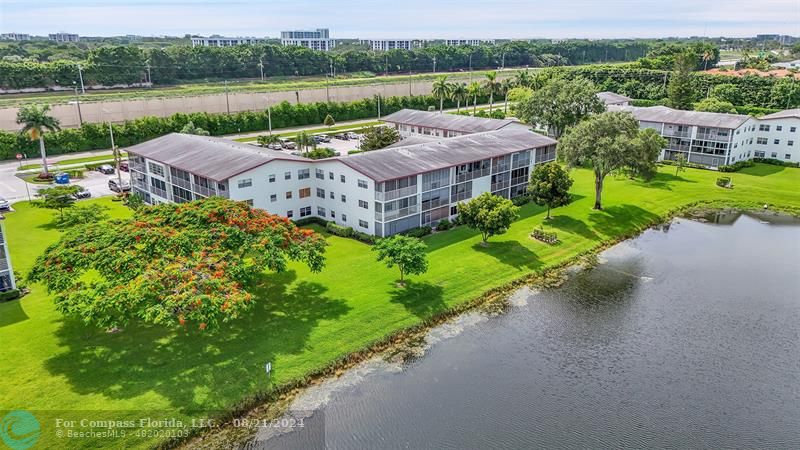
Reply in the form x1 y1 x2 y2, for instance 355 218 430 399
281 29 334 51
382 109 528 139
0 33 32 41
126 115 556 237
362 39 421 51
445 39 495 46
0 215 16 292
608 105 800 167
48 32 79 42
190 36 267 47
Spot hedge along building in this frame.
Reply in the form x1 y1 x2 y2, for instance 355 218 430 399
608 105 800 168
126 127 556 237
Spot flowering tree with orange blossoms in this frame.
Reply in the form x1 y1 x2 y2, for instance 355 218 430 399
29 198 326 331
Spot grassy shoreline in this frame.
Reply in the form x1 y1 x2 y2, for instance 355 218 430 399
1 163 798 449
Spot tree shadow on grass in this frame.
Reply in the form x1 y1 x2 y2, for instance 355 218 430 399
587 204 661 238
388 281 445 319
632 172 697 191
472 239 542 271
0 299 29 328
547 215 599 240
739 164 786 177
43 270 351 412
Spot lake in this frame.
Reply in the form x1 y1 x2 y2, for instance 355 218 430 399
260 211 800 449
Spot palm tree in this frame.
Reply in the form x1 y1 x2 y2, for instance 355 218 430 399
16 104 61 177
702 50 713 71
515 69 533 88
500 78 515 116
482 71 501 114
467 81 482 114
296 131 315 155
450 83 468 113
431 76 452 113
257 134 281 148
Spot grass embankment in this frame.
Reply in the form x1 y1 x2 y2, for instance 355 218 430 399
1 164 798 449
17 153 129 171
233 122 382 143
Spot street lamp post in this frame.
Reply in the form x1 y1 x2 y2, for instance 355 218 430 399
73 83 83 126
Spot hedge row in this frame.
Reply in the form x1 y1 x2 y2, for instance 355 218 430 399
1 92 488 160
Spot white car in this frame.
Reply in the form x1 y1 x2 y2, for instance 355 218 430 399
0 197 9 211
345 132 359 140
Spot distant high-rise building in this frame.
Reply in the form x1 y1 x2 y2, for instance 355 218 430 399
0 33 32 41
48 32 79 43
190 35 267 47
360 39 422 51
444 39 495 46
281 28 334 51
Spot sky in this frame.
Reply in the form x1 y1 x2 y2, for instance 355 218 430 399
1 0 799 40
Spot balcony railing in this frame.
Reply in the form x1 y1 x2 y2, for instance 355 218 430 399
375 185 418 202
376 205 419 222
0 258 8 271
130 161 146 172
132 178 147 190
510 176 528 187
193 184 217 197
492 163 510 174
454 168 490 184
491 181 510 192
421 197 448 211
663 129 691 138
451 191 471 203
151 186 168 199
172 177 192 190
668 144 691 152
695 133 730 142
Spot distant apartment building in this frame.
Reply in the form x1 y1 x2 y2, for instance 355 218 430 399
382 109 527 139
0 33 32 41
126 112 556 236
597 91 632 106
755 34 797 44
0 215 16 292
281 28 334 51
608 105 800 167
361 39 422 51
48 32 79 43
190 35 267 47
445 39 495 46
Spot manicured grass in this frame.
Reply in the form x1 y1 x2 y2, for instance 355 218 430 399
1 164 799 449
17 153 128 171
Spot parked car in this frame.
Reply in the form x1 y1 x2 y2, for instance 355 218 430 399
267 142 283 150
97 164 115 174
334 133 349 140
320 135 332 143
282 140 296 150
108 179 131 193
72 189 91 199
0 197 9 211
345 132 359 140
119 161 129 172
312 135 325 144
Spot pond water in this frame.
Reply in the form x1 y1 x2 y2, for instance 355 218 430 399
261 212 800 449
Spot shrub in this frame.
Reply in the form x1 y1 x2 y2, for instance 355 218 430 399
753 157 800 168
658 159 707 170
512 194 531 206
325 222 353 237
435 218 452 231
84 163 105 171
718 160 754 172
402 226 432 238
0 289 21 302
716 176 732 188
293 217 328 227
306 147 337 160
352 231 377 245
531 227 559 245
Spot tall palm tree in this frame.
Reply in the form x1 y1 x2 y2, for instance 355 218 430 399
450 82 468 113
467 81 482 115
431 76 452 113
702 50 713 71
16 104 61 177
500 78 515 116
482 71 501 114
515 69 533 88
295 131 315 155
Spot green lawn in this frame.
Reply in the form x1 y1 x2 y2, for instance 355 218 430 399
1 164 799 449
17 153 128 171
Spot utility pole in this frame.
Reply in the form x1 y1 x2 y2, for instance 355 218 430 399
469 54 473 83
108 121 122 189
77 63 86 94
73 85 83 126
268 106 272 135
433 56 436 74
376 94 381 119
501 52 505 70
384 54 388 76
145 62 152 86
258 58 264 81
224 80 230 114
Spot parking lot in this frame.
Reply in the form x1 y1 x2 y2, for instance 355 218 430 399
0 164 130 208
244 133 364 157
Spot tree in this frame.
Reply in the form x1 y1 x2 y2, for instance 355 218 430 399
372 235 428 285
256 134 281 148
59 204 110 227
483 71 501 113
515 69 533 88
359 126 400 151
673 153 688 177
694 97 737 114
34 185 80 221
528 162 573 219
295 130 315 155
431 76 452 113
467 81 482 114
709 83 741 105
770 78 800 109
557 111 665 210
516 77 605 138
457 192 519 244
179 121 210 136
450 82 468 113
667 51 697 110
323 114 335 128
28 198 326 331
500 78 515 115
16 104 61 177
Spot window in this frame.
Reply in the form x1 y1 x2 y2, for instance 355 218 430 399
342 214 347 222
786 154 792 160
340 175 346 183
317 207 326 217
791 127 797 133
329 191 335 199
287 210 294 218
771 152 778 158
243 199 254 206
358 179 368 189
316 169 325 179
300 206 312 217
237 178 253 188
284 171 291 180
329 171 334 180
789 141 795 146
268 174 276 183
298 169 310 180
300 188 311 198
755 151 765 157
359 220 368 228
759 124 770 132
285 191 292 199
316 188 325 198
777 126 783 131
341 194 346 203
147 162 164 177
358 200 368 209
774 139 781 145
757 137 768 145
270 194 277 202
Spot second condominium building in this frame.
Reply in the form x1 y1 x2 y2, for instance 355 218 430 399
281 28 334 51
